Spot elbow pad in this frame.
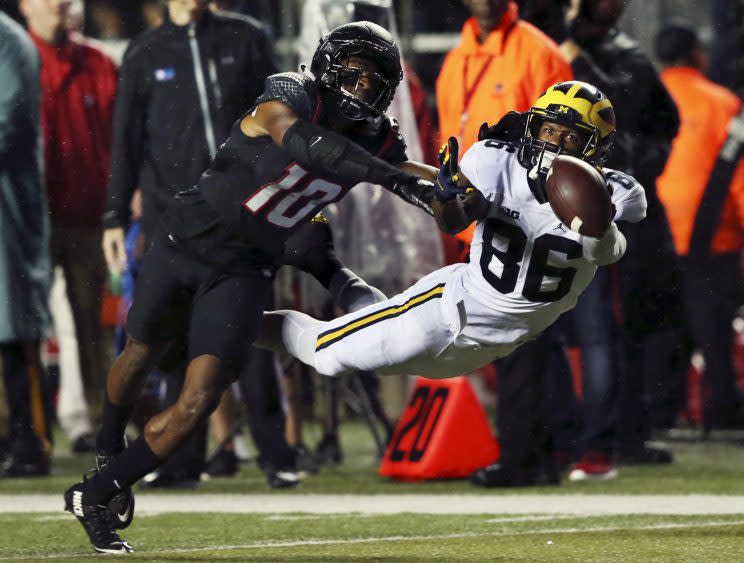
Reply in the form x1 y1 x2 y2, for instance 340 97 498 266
283 119 414 189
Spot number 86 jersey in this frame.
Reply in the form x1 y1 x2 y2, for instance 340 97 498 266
453 140 647 349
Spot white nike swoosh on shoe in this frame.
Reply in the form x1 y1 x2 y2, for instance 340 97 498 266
116 503 132 523
275 471 301 483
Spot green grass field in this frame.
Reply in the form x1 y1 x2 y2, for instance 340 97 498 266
2 513 744 561
1 422 743 561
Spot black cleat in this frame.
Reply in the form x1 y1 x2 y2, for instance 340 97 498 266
1 437 50 477
470 462 560 488
64 481 133 554
1 455 49 477
96 448 135 530
294 443 319 475
314 434 343 467
266 469 302 489
204 449 239 478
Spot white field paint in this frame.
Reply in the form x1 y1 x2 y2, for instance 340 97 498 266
2 494 744 515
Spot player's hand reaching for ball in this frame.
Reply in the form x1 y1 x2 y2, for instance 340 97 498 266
436 137 472 202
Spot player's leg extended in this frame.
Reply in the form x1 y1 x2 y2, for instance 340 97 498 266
95 336 165 455
96 233 190 456
72 355 230 521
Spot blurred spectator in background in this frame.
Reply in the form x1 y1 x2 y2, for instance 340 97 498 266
100 0 282 488
87 0 122 39
656 21 744 432
0 11 52 477
141 0 163 29
709 0 744 100
297 0 444 468
102 0 276 244
436 0 571 261
21 0 117 454
443 0 571 488
512 0 624 483
568 0 682 469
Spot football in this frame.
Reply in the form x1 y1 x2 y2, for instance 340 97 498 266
545 155 613 238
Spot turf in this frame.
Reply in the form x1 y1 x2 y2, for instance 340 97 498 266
1 421 744 496
2 422 744 560
1 513 743 561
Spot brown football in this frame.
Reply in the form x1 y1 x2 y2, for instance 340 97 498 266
545 155 613 238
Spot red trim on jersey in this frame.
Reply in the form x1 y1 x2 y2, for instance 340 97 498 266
376 125 396 158
312 92 323 124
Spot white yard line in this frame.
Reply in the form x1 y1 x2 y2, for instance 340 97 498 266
1 493 744 515
3 518 744 560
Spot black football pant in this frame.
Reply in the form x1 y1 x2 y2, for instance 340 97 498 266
616 209 687 449
496 326 570 478
1 342 53 460
681 253 744 430
238 345 296 471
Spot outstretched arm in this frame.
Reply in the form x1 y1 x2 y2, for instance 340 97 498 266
242 101 423 191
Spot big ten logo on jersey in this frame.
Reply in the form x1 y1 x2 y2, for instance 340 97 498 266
378 377 499 481
499 204 520 219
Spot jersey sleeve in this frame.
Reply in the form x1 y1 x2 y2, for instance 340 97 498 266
604 168 648 223
459 140 510 202
252 72 317 122
582 222 627 266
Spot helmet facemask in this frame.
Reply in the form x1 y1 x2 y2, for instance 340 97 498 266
319 50 395 121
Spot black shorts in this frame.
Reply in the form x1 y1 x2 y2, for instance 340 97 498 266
126 228 274 370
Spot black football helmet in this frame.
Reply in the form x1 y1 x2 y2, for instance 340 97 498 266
310 21 403 121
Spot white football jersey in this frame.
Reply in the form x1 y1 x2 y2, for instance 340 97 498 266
306 140 647 380
453 139 647 348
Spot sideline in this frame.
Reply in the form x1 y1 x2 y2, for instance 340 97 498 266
2 493 744 515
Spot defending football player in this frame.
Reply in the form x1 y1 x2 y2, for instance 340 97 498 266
63 21 467 554
256 81 647 381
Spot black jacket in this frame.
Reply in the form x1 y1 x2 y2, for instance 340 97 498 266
104 9 278 234
573 28 680 213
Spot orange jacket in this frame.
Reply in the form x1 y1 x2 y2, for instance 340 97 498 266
436 2 572 244
658 67 744 256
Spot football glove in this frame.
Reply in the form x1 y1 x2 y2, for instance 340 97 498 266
436 137 473 201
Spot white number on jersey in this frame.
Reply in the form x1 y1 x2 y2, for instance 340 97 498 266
243 163 343 229
480 217 583 302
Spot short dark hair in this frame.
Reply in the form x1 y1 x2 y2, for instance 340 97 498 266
655 20 699 64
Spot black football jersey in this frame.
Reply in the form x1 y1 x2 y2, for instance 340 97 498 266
167 72 407 260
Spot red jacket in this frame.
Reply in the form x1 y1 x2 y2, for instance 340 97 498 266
30 31 117 225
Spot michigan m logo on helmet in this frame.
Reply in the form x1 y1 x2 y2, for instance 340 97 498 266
520 80 616 169
310 21 403 121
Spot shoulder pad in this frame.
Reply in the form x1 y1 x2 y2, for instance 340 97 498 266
253 73 317 121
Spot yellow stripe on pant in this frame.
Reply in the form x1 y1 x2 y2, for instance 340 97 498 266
316 284 445 351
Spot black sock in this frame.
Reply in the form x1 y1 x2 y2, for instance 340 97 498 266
84 436 161 506
96 394 133 454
